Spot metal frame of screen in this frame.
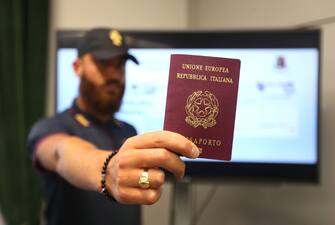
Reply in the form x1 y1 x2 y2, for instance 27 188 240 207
56 29 321 183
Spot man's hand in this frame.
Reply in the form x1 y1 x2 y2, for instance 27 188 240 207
107 130 199 205
35 130 199 205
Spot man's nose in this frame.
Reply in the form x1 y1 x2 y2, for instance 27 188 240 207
103 66 124 80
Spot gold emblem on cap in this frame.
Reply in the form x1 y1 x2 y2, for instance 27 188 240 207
109 30 122 46
185 90 219 129
75 114 90 127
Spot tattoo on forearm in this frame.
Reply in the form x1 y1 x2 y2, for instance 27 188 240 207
54 148 60 161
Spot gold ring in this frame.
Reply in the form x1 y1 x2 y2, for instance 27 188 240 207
138 169 150 189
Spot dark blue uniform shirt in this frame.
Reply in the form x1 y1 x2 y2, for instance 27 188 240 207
27 101 140 225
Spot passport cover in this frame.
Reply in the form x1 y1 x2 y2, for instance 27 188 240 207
163 54 241 160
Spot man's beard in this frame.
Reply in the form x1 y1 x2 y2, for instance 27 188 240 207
79 74 124 117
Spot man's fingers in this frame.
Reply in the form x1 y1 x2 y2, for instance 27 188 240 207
116 187 162 205
121 130 200 159
118 148 185 179
117 168 165 189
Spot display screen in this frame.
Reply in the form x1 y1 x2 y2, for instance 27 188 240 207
56 30 320 182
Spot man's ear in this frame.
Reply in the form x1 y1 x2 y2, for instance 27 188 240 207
73 58 83 77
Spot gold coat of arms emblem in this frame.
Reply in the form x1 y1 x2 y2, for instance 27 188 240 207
185 90 219 128
109 30 122 46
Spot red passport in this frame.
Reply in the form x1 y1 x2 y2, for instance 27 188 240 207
163 54 241 160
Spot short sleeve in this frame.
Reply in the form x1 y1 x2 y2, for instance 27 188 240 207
27 115 71 160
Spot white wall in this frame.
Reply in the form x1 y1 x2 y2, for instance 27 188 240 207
189 0 335 29
48 0 335 225
52 0 188 30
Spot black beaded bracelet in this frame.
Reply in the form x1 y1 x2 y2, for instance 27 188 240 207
100 150 118 200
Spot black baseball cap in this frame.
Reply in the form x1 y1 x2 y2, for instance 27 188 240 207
77 28 139 64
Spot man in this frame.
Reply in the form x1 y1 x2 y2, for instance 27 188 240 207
27 28 200 225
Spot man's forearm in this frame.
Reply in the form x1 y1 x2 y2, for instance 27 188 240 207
36 135 110 192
